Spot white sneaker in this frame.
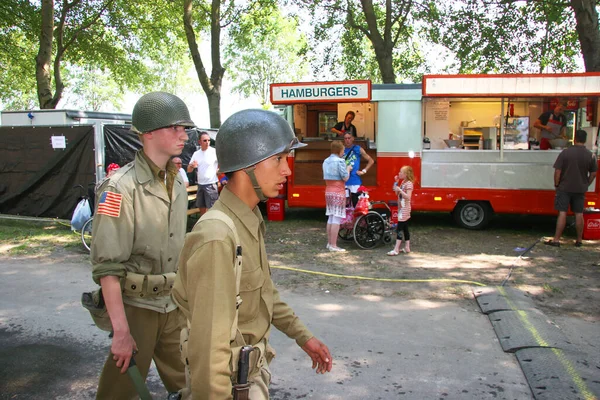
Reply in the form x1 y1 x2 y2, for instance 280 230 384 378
326 244 331 250
329 246 346 252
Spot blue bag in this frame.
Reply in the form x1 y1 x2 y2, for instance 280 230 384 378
71 198 92 231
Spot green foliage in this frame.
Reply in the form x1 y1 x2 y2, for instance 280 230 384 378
225 4 308 105
340 28 381 81
296 0 428 83
0 0 189 110
0 0 40 109
295 0 591 81
61 66 124 111
430 0 583 73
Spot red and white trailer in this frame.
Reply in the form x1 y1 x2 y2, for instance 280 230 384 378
270 73 600 229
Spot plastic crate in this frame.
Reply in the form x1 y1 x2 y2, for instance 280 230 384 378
390 206 398 224
267 198 285 221
583 209 600 240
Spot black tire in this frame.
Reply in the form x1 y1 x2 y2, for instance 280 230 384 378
353 212 385 249
81 217 93 252
453 201 491 230
338 227 354 241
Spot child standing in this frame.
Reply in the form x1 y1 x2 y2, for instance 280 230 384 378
387 166 414 255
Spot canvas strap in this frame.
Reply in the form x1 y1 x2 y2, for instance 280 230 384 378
197 210 244 343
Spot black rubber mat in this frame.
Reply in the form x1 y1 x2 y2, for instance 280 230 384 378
516 347 600 400
488 310 578 353
476 292 536 314
473 286 533 301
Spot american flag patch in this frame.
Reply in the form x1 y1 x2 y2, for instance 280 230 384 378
97 191 122 218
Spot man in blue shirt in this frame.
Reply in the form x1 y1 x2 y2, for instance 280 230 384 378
343 133 374 206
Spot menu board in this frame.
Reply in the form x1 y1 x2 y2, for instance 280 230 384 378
426 101 450 148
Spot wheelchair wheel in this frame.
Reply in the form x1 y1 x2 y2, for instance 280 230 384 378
338 225 354 241
353 211 385 249
81 217 93 253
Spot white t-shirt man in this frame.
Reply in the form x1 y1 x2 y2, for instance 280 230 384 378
178 168 189 186
189 146 218 185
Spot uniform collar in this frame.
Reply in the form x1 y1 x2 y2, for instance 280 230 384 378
134 150 182 202
218 186 264 240
137 150 178 181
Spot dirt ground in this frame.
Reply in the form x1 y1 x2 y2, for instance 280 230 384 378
2 208 598 323
263 208 600 322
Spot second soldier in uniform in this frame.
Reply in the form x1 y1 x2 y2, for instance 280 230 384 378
172 109 333 399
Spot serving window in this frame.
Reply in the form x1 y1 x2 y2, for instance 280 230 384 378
287 102 378 187
423 97 598 151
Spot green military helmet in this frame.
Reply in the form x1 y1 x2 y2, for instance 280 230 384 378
131 92 195 134
216 109 306 173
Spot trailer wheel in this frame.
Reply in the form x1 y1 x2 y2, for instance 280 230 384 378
453 201 491 230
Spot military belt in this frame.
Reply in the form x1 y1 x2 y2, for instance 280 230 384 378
122 272 176 298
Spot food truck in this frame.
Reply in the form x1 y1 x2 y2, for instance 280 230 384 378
270 73 600 229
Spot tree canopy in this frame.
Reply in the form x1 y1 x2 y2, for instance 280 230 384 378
1 0 597 114
1 0 189 110
296 0 433 84
224 6 308 106
295 0 599 83
0 0 40 109
430 0 597 73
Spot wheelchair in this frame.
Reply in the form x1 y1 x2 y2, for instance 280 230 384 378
338 197 396 250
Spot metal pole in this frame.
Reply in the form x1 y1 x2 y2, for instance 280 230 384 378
500 98 505 161
94 121 106 182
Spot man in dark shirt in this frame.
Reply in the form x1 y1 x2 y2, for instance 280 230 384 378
533 103 567 150
545 129 597 247
331 111 357 137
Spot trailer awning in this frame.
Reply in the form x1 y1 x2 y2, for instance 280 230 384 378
423 73 600 97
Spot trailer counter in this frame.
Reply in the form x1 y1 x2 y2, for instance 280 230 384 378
420 149 598 191
293 138 377 186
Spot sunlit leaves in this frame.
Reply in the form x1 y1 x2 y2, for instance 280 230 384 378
225 5 308 105
0 0 189 109
431 0 585 73
294 0 429 83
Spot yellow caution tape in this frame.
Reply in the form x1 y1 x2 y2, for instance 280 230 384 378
270 265 486 286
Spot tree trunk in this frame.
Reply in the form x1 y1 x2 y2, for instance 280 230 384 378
183 0 224 128
360 0 397 83
375 50 396 83
36 0 55 109
206 91 222 128
571 0 600 72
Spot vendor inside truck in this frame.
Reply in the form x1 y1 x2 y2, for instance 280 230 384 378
534 102 567 150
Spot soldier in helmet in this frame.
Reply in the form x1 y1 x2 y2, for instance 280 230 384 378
91 92 193 398
172 109 333 399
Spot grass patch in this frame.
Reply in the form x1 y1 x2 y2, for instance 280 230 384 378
444 285 470 298
542 283 563 295
0 219 82 255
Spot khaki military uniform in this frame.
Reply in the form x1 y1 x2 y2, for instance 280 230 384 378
172 187 314 400
92 150 187 399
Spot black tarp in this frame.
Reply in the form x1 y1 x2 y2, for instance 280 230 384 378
0 124 210 219
104 125 142 169
103 125 205 185
0 125 97 219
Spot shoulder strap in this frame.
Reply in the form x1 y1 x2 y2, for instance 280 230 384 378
198 210 244 344
344 148 352 160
